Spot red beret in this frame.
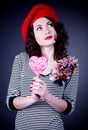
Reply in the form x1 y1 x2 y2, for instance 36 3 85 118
21 3 58 42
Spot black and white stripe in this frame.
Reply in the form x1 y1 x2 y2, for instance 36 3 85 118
6 52 79 130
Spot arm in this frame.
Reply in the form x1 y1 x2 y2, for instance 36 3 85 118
46 66 79 114
44 93 68 112
62 65 79 114
12 94 39 110
6 54 39 110
46 65 79 114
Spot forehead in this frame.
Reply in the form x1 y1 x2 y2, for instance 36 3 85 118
33 17 50 26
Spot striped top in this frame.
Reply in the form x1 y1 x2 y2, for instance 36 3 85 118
6 52 79 130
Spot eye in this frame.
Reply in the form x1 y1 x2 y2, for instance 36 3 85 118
47 22 53 27
36 26 42 31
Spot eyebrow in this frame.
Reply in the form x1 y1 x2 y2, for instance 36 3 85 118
35 24 42 28
34 20 51 28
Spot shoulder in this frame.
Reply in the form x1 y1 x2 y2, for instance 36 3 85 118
59 55 79 75
14 52 28 60
13 52 29 65
58 55 79 64
15 51 28 57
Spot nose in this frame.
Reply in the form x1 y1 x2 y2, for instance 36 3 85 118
44 26 50 34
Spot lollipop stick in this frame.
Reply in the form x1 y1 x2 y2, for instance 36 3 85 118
36 74 40 78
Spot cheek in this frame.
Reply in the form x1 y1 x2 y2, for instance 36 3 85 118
34 33 39 41
34 34 42 44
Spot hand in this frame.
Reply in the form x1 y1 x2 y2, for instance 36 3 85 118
31 77 49 100
30 85 40 103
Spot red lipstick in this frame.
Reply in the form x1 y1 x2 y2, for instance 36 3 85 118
44 36 52 40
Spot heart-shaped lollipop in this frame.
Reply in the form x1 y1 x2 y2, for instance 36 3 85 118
29 56 48 76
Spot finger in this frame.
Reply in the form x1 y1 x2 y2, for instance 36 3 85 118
33 88 39 95
33 85 39 90
32 77 46 87
30 85 33 92
32 80 44 87
33 77 43 83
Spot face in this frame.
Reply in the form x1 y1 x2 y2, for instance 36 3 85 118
33 17 57 47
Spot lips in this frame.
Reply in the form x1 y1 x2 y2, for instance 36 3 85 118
44 36 52 40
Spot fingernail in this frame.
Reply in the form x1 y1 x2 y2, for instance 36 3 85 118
32 80 35 84
30 85 32 88
30 89 32 92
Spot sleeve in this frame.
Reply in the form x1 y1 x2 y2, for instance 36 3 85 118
62 65 79 115
6 54 22 110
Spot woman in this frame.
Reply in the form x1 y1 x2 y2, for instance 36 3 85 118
6 3 79 130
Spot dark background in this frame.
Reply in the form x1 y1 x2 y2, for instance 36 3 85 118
0 0 88 130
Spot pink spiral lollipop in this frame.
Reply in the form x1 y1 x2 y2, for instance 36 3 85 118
29 56 48 76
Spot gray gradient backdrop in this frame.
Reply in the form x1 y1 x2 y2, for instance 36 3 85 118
0 0 88 130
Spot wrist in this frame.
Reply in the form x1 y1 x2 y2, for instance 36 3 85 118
43 92 50 101
30 94 40 103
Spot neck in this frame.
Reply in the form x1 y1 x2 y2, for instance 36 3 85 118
41 46 55 62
